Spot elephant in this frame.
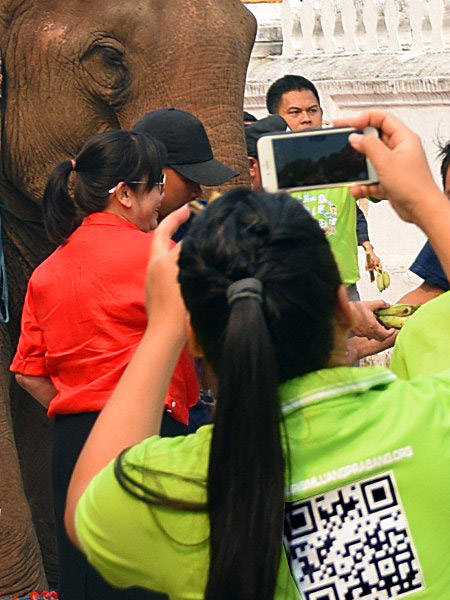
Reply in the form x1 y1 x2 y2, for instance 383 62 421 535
0 0 256 595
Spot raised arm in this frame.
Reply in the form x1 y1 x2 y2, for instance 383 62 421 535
334 112 450 281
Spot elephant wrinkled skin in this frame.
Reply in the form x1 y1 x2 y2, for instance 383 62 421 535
0 0 256 595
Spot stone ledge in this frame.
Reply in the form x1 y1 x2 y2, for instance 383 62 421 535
247 50 450 86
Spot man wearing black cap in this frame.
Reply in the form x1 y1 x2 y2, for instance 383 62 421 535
133 108 237 221
245 114 288 190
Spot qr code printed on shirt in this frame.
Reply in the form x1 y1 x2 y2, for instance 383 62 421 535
284 471 424 599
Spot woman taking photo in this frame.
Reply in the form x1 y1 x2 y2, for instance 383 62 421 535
11 130 198 599
66 113 449 599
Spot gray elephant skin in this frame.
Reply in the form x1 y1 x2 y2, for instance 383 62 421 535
0 0 256 595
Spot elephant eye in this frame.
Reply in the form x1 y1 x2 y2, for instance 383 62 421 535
98 46 124 67
81 42 130 112
81 43 124 66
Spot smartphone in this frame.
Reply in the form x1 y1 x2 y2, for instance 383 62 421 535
257 126 378 193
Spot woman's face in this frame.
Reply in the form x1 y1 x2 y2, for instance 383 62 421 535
130 183 164 232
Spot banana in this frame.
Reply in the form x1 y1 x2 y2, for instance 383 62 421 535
375 269 391 292
376 272 385 292
376 315 409 329
375 304 419 317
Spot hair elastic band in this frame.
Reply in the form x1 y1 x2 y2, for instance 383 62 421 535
226 277 263 306
71 159 76 171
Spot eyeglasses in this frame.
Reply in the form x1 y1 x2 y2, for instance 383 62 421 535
108 173 166 195
156 172 166 194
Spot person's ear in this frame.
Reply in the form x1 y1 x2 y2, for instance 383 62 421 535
248 156 257 178
248 156 261 190
115 182 133 209
334 284 355 331
185 316 204 358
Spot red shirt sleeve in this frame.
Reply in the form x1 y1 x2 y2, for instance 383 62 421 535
10 280 49 376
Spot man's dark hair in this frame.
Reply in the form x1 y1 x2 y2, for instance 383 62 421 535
266 75 321 114
245 115 288 158
243 111 257 124
438 140 450 188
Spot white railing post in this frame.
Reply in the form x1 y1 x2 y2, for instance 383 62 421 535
362 0 380 51
320 0 338 53
408 0 425 52
427 0 445 50
384 0 402 50
298 0 318 54
341 0 359 51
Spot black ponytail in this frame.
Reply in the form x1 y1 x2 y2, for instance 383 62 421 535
205 296 284 600
42 160 79 245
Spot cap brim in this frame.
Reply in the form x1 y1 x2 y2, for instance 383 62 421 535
171 158 238 186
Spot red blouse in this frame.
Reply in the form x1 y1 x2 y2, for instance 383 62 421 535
10 213 199 424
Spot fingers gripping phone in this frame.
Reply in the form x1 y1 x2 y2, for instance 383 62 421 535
257 126 379 193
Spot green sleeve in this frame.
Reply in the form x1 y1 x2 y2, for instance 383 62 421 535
390 331 409 379
391 292 450 379
75 429 211 597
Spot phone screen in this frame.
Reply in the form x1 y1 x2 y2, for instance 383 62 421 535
272 129 369 189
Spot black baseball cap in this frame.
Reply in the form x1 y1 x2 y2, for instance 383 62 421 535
245 115 288 158
133 108 238 186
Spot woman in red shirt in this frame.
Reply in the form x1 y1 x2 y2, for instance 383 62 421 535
11 130 198 600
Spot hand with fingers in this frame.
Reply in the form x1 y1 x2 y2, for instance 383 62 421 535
333 112 443 224
350 300 397 341
334 111 450 284
145 204 191 337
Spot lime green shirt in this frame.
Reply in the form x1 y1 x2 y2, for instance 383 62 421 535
290 187 359 285
391 292 450 379
76 366 450 599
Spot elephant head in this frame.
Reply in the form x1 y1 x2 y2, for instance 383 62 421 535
0 0 256 221
0 1 256 595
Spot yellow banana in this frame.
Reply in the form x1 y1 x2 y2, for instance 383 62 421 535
376 272 385 292
376 315 409 329
382 270 390 289
375 304 420 317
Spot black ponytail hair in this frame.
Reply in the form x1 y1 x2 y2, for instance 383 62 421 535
178 188 341 600
42 130 166 245
115 188 341 600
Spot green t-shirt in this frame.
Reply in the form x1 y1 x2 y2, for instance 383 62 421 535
76 366 450 599
391 291 450 379
290 187 359 285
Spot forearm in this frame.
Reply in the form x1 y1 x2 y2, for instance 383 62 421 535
15 374 56 409
348 333 397 361
397 282 443 306
65 323 185 542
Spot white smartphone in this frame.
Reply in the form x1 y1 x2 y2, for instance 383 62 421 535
257 126 379 193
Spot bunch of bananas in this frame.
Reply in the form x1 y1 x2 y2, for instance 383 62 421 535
376 268 390 292
374 304 420 329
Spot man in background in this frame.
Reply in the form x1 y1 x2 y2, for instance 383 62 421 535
266 74 381 299
133 108 237 223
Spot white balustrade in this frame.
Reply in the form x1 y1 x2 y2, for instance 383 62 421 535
280 0 449 56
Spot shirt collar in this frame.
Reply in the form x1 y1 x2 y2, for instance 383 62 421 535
81 212 142 231
279 366 397 416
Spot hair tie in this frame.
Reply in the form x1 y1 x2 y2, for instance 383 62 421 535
227 278 263 306
70 159 76 171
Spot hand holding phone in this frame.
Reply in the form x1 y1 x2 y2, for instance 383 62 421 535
257 126 379 193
